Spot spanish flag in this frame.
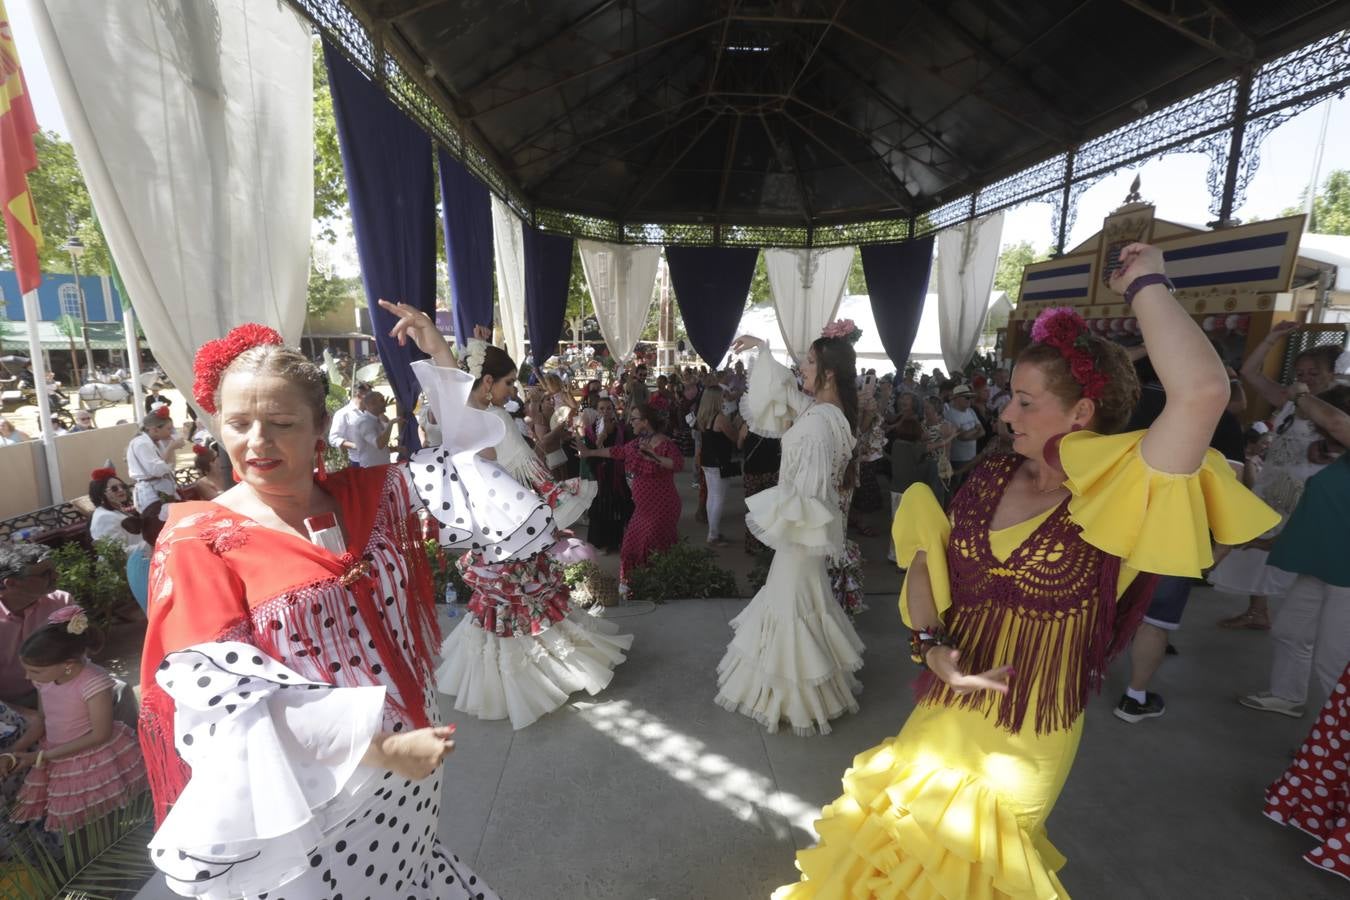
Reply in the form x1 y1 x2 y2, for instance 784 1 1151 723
0 1 42 294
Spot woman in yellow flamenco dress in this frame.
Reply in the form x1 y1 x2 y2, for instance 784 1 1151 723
776 243 1280 900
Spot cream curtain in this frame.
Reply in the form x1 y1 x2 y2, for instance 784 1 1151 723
765 247 855 363
937 212 1004 374
491 195 527 366
29 0 312 411
578 239 660 361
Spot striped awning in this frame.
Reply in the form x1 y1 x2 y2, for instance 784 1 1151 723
0 321 145 351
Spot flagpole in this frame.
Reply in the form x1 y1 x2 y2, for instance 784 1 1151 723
22 287 62 504
123 301 144 413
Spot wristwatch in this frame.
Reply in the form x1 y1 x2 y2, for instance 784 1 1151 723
1122 273 1175 306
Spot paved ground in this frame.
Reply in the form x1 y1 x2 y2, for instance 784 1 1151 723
133 466 1342 899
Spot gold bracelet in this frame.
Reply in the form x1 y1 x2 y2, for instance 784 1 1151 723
34 750 45 768
0 752 15 772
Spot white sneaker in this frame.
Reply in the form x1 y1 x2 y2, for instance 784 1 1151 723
1238 692 1305 718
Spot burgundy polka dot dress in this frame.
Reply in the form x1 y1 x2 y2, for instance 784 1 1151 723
1264 663 1350 884
611 436 685 586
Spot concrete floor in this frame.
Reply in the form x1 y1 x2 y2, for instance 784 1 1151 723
135 469 1342 900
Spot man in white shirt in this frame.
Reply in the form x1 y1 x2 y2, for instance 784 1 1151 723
348 391 393 468
328 381 372 466
943 384 984 487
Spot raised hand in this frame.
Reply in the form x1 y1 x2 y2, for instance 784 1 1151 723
730 334 766 355
1106 242 1166 296
377 299 456 368
472 324 492 342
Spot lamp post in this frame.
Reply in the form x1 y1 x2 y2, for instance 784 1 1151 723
62 235 96 381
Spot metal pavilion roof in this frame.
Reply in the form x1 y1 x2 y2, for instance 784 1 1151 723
291 0 1350 248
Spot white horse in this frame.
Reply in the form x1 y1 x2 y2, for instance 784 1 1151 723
78 371 166 414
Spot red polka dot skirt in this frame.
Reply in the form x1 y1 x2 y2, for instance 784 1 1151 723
1264 664 1350 883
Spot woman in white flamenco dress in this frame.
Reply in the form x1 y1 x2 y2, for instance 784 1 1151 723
423 335 631 730
714 331 866 736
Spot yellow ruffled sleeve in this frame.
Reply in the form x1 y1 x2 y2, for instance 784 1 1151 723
892 483 953 629
1057 429 1280 577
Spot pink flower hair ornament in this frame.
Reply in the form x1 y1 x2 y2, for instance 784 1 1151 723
1029 307 1108 401
821 318 862 345
48 604 89 635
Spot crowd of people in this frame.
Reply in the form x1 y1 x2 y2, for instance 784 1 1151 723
0 239 1347 896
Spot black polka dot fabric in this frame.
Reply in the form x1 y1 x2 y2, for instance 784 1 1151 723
149 642 497 899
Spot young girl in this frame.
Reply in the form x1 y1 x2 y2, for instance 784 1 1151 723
10 606 146 833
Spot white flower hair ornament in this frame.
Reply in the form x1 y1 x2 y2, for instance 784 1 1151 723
464 339 488 380
49 605 89 635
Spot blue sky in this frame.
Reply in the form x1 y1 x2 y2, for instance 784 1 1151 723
9 2 1347 259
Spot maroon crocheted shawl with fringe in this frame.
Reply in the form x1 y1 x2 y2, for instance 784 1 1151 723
914 451 1158 735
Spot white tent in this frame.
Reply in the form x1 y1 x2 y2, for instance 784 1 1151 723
733 291 1005 373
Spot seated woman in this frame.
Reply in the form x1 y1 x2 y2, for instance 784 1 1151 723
775 244 1278 898
87 468 152 610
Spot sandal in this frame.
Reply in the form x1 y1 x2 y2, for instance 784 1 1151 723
1217 610 1270 630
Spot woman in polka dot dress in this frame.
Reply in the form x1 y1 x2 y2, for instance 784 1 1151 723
575 402 685 597
431 329 631 730
1264 662 1350 884
139 311 497 899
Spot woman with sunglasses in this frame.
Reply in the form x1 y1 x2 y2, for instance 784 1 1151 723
87 468 152 609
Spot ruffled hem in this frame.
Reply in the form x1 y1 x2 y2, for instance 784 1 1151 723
436 610 633 730
12 724 148 832
714 565 865 736
744 348 812 438
1056 430 1279 577
746 485 844 558
542 477 598 531
775 745 1069 900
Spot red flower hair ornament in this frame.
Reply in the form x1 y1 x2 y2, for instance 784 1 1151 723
1029 307 1109 401
90 466 117 482
192 324 284 414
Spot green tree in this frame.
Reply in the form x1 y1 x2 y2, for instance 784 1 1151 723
747 251 769 307
1283 169 1350 235
307 257 360 319
0 130 111 275
846 250 867 294
312 39 348 243
994 240 1049 305
562 243 590 341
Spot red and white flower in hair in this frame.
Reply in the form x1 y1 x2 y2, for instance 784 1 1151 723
192 324 285 414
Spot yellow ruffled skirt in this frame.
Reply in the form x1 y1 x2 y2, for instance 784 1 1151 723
776 700 1082 900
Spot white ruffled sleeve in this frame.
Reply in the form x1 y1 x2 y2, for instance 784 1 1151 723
487 405 550 488
147 641 386 899
743 348 812 438
744 409 845 558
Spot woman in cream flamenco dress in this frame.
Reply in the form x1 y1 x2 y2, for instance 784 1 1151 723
431 330 631 730
714 328 866 736
776 245 1279 898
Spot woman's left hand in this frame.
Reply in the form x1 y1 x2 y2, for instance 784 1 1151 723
1107 242 1166 295
378 299 455 367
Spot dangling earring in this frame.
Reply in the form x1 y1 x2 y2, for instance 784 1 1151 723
231 468 242 483
315 440 327 482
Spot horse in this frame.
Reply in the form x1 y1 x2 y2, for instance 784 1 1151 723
78 371 167 416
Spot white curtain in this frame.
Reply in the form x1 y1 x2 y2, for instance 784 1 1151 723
765 247 855 363
937 212 1004 374
491 195 527 366
577 239 660 361
29 0 312 410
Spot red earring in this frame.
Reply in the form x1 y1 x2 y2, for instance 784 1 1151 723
315 440 327 482
231 468 242 483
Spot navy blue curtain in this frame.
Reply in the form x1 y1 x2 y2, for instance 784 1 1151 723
523 227 574 367
861 236 936 371
325 42 435 454
437 148 493 348
665 245 759 367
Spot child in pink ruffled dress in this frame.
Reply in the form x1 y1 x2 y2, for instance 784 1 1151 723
7 605 146 833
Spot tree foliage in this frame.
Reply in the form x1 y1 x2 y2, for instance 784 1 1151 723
307 256 361 319
312 39 348 243
1282 169 1350 235
993 240 1050 304
0 130 111 275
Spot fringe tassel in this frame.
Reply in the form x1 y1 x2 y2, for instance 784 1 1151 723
138 686 192 826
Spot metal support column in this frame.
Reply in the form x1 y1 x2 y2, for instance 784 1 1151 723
1216 68 1254 227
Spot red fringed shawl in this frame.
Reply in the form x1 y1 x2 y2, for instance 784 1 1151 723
915 453 1158 735
137 465 441 825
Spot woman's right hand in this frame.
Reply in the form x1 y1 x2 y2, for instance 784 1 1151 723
1267 321 1300 342
472 324 492 342
730 334 765 354
369 725 456 780
925 646 1013 696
